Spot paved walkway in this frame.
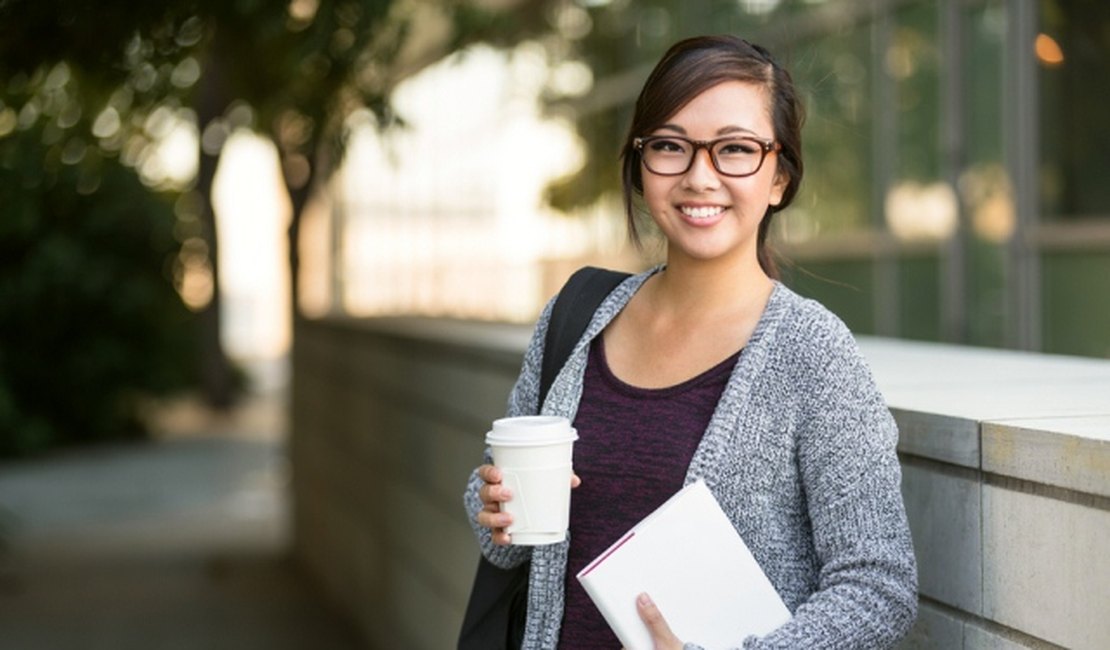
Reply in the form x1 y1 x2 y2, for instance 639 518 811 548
0 392 363 650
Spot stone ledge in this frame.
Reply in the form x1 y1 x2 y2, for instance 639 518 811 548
859 337 1110 498
293 319 1110 650
300 315 532 366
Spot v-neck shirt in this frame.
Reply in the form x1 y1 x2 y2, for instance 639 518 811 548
558 335 741 648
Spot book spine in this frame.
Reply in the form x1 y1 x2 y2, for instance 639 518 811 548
576 571 642 650
579 531 634 577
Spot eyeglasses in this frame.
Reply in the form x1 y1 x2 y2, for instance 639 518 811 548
633 135 780 178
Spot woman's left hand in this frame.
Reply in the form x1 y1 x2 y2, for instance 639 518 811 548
630 592 683 650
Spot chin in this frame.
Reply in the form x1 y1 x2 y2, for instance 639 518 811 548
671 244 744 264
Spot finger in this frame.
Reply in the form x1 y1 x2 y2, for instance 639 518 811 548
571 473 582 488
479 482 513 505
476 509 513 531
476 509 513 546
477 464 502 484
636 593 681 649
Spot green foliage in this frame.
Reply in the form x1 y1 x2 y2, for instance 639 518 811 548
0 0 574 445
0 124 199 457
546 104 628 213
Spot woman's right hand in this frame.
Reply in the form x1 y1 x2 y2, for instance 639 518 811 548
475 464 515 546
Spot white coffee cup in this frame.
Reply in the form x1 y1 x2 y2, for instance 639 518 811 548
486 415 578 545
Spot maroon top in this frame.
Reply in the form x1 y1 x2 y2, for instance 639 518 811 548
557 336 741 648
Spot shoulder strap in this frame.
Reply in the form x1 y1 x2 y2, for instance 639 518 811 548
458 267 630 650
539 266 631 407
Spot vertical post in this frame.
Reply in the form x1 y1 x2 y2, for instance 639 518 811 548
329 198 346 316
872 2 900 337
939 0 967 343
1006 0 1042 350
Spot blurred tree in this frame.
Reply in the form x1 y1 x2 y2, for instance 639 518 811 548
0 0 561 412
0 68 199 454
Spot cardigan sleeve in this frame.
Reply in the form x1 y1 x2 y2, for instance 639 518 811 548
742 322 918 649
462 297 556 568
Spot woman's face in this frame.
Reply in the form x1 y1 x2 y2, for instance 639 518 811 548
641 80 787 270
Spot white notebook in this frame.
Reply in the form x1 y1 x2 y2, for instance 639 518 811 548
575 480 791 650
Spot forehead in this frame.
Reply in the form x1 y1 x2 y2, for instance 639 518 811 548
663 81 774 135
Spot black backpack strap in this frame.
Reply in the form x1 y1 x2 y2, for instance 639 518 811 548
538 266 631 407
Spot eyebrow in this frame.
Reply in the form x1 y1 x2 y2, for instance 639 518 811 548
656 124 761 137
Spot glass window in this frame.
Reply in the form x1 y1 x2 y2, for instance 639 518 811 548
782 259 876 333
787 25 874 239
963 0 1010 348
898 254 941 341
1042 252 1110 356
1038 0 1110 219
883 3 959 243
892 2 941 185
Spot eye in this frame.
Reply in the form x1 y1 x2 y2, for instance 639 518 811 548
648 138 689 154
716 139 761 156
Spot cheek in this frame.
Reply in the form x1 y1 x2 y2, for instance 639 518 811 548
642 176 672 208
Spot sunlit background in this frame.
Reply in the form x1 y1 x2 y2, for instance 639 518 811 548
191 0 1108 394
189 42 633 388
2 0 1107 434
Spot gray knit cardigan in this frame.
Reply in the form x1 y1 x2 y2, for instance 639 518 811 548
464 268 918 649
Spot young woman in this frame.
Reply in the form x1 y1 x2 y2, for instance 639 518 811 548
465 35 917 649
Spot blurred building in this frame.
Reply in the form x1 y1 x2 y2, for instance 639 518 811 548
756 0 1110 360
305 0 1109 359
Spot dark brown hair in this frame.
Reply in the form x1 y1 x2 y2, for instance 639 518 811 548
620 35 805 278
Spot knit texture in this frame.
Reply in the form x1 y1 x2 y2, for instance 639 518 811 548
463 266 918 649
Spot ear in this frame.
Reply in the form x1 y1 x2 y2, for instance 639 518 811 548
768 167 789 207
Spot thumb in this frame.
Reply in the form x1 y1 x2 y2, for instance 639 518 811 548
637 592 681 649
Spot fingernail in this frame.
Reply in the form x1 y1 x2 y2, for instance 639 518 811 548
638 593 652 607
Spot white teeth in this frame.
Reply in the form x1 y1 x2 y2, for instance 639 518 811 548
681 206 725 219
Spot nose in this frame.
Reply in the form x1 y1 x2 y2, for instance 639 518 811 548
682 146 720 191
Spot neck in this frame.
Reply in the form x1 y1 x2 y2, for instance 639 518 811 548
651 251 774 322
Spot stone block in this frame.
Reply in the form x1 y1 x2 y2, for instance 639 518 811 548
883 381 1110 423
962 623 1036 649
981 484 1110 649
406 353 517 425
420 415 487 512
894 409 980 468
982 416 1110 498
897 600 964 649
858 337 1110 390
384 480 477 603
901 463 982 614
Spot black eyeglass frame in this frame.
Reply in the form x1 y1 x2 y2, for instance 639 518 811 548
632 134 780 178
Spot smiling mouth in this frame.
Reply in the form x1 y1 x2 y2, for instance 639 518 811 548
680 205 726 219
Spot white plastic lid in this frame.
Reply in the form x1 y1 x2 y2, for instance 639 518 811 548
486 415 579 446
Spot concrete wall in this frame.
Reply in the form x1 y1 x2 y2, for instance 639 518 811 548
861 339 1110 650
291 317 1110 650
291 317 529 649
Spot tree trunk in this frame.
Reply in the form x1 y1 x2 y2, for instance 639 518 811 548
285 172 311 320
193 42 235 410
280 141 325 324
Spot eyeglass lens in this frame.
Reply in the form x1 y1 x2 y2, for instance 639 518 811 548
641 137 769 176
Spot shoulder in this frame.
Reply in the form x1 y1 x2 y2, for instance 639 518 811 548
763 288 898 457
751 285 888 415
765 283 861 369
